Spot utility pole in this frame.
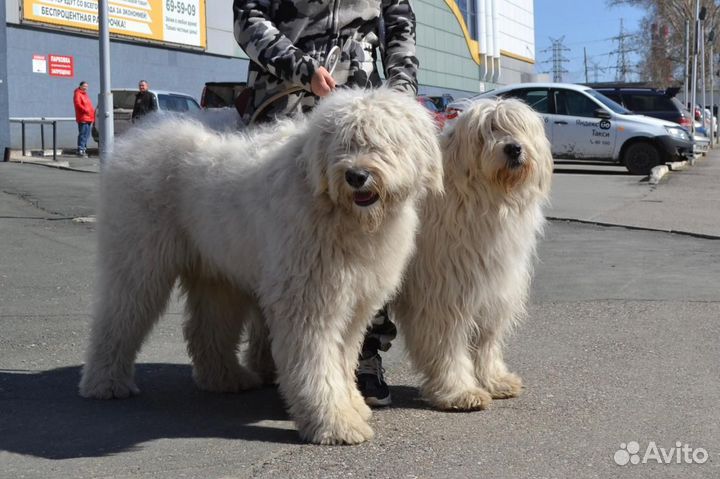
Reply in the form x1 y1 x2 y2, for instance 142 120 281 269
584 47 589 83
541 36 570 82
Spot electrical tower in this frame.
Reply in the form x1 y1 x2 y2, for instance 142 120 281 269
612 18 635 82
590 61 606 83
541 36 570 82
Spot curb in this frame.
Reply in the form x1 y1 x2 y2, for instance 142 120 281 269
8 158 99 174
666 160 689 171
546 217 720 240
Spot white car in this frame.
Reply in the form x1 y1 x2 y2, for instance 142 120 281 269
446 83 695 175
92 89 200 142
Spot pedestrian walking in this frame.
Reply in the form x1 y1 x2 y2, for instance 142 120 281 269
73 81 94 157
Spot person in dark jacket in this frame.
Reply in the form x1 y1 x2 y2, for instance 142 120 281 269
234 0 419 407
132 80 158 121
73 81 95 157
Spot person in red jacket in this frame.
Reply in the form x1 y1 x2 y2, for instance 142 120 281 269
73 81 95 157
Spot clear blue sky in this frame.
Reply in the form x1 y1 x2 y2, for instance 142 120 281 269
534 0 648 83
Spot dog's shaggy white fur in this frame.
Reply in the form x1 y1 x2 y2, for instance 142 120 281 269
78 88 443 445
392 98 552 411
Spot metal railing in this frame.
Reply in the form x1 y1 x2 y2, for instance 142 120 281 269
8 117 76 162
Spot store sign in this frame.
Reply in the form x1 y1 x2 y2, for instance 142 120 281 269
48 54 74 77
21 0 206 49
32 54 47 74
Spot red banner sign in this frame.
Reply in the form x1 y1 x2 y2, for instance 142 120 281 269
48 54 74 78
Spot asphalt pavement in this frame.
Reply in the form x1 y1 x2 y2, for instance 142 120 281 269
1 152 719 478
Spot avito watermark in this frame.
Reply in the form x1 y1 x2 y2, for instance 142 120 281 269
614 441 709 466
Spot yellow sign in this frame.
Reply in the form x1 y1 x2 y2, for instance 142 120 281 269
22 0 206 49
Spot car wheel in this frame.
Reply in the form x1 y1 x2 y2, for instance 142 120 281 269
622 141 661 175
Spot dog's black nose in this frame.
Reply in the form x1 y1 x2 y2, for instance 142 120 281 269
345 168 370 188
504 143 522 160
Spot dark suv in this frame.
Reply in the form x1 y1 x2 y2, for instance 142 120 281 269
594 87 693 129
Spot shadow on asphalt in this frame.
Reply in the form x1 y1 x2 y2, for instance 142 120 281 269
553 168 634 176
0 363 300 459
552 160 635 176
1 365 436 459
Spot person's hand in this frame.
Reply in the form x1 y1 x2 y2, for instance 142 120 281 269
311 67 336 97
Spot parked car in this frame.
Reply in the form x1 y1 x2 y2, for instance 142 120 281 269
417 95 446 128
425 94 454 112
92 89 200 142
200 82 248 109
445 82 695 175
594 87 693 129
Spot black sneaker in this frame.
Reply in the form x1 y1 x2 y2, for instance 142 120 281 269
356 354 391 407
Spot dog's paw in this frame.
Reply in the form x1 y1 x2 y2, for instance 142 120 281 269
193 365 262 393
350 391 373 421
79 374 140 399
427 387 493 411
300 411 375 445
484 372 523 399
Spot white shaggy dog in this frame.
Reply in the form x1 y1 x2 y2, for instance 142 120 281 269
392 98 553 411
78 88 443 445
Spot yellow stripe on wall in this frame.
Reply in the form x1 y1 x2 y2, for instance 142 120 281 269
443 0 481 64
444 1 535 65
500 49 535 65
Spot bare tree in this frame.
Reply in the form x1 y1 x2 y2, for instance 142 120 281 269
609 0 720 87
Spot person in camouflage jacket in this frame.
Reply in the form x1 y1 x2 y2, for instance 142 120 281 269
234 0 419 406
233 0 419 123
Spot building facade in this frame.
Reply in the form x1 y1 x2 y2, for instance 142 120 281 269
0 0 536 150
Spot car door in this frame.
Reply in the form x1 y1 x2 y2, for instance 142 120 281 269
501 88 553 142
548 88 616 159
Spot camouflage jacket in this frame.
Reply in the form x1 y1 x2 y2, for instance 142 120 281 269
233 0 418 123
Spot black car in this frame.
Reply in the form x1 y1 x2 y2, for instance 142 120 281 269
425 94 454 112
594 87 693 129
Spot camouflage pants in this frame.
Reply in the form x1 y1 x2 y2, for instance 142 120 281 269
360 306 397 360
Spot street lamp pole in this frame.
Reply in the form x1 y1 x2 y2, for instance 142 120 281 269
691 1 701 136
710 29 716 147
98 0 113 164
685 19 691 104
702 23 707 138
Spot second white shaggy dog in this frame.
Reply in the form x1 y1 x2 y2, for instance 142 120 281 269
78 88 443 445
393 98 553 411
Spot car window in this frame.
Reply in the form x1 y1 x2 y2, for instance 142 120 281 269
600 92 623 104
588 90 631 114
625 94 676 112
418 97 439 112
502 89 550 113
670 97 690 114
158 94 200 112
113 91 137 110
554 90 599 117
